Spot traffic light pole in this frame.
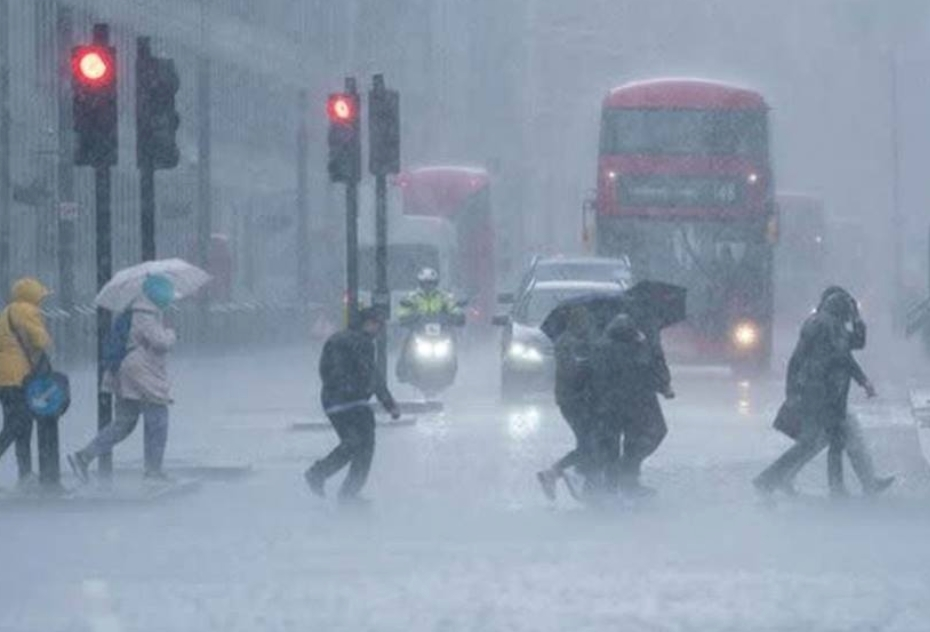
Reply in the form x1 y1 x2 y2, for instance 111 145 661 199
374 172 388 377
346 179 360 325
0 0 10 301
56 3 76 364
140 165 155 261
95 164 113 476
296 90 311 308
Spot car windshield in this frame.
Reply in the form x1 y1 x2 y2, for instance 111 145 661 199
533 262 632 287
517 287 613 326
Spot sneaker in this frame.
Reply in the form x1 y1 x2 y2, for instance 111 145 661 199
865 475 896 496
67 453 89 484
752 476 776 497
536 470 559 502
143 470 173 483
304 467 325 498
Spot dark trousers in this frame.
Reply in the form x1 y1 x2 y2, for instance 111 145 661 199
553 401 595 476
311 406 376 499
595 396 668 493
0 387 34 479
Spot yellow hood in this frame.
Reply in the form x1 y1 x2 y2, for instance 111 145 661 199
11 278 51 306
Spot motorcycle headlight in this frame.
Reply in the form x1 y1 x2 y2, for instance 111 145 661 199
732 321 760 349
414 337 434 358
433 339 452 358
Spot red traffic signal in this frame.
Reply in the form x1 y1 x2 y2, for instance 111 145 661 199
327 93 357 124
72 46 115 88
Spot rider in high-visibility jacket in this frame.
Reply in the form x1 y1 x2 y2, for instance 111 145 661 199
397 268 462 324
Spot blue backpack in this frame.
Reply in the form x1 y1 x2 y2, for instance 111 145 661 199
102 310 134 373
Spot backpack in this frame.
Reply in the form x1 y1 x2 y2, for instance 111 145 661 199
102 310 134 373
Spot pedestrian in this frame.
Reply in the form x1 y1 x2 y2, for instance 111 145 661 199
780 287 893 497
592 313 672 498
754 290 859 496
69 274 177 482
0 278 53 486
305 307 400 504
537 306 597 501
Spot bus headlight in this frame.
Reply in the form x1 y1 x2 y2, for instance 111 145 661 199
508 341 544 363
732 322 760 349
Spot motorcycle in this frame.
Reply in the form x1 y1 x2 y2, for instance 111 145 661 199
396 299 467 398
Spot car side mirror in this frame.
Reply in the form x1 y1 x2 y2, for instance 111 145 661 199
497 292 514 304
492 315 510 327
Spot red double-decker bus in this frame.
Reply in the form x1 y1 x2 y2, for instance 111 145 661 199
590 78 776 370
397 166 496 325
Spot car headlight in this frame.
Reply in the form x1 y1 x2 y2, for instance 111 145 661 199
732 322 760 349
433 339 452 358
508 341 544 363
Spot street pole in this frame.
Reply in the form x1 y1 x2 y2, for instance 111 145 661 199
138 38 156 262
0 0 11 300
197 0 212 339
56 3 76 363
296 89 310 309
371 75 390 379
890 51 903 334
345 77 360 326
93 24 114 477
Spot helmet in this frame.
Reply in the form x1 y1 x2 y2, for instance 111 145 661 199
417 267 439 291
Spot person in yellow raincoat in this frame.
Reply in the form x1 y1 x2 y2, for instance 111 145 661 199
0 278 53 484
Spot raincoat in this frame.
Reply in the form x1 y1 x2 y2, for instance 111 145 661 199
0 279 52 387
102 297 177 404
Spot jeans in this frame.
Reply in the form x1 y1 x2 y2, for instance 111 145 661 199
79 399 169 473
310 405 376 499
0 387 34 479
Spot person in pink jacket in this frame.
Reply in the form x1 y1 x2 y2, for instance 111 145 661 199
69 275 177 481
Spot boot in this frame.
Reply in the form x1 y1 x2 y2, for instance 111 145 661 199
304 466 326 498
865 475 895 497
536 469 559 501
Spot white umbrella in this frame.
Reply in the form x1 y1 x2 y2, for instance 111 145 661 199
95 259 211 312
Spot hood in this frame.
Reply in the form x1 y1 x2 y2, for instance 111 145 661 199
11 278 50 306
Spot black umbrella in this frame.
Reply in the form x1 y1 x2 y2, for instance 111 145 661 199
540 280 686 341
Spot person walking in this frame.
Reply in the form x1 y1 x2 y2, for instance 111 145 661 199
754 291 857 495
305 307 400 504
779 287 893 497
0 278 53 485
537 307 597 501
592 313 671 498
69 274 177 482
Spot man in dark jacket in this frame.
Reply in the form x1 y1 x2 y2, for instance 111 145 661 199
783 287 893 496
593 313 672 497
754 291 857 495
305 307 400 503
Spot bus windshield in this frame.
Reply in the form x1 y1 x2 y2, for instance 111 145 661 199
605 219 770 325
600 108 768 157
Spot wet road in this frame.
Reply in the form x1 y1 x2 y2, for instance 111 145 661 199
1 343 929 631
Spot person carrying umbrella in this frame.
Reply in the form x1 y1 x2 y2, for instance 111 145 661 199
0 278 53 485
69 274 178 481
592 312 672 498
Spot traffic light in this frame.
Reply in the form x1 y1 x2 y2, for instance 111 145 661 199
327 92 361 184
72 40 117 167
369 77 400 176
136 39 180 170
